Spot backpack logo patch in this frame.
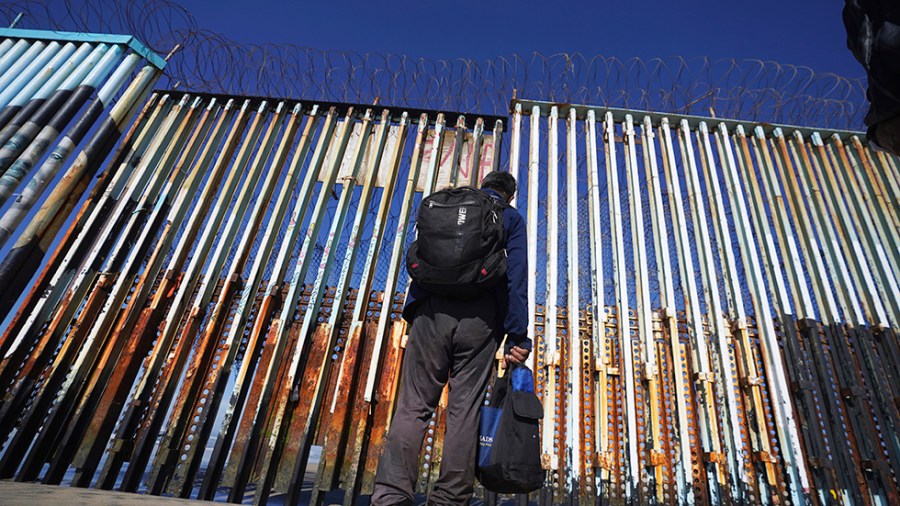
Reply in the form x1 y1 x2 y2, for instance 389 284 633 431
457 206 467 226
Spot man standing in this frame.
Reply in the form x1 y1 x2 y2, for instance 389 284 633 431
371 171 531 505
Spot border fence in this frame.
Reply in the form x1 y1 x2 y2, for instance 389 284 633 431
0 19 899 506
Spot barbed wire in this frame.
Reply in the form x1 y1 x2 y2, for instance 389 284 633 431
0 0 869 130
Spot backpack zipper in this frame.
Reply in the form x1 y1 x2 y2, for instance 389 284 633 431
427 199 478 208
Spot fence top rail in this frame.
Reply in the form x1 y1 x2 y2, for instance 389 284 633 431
511 98 867 142
155 89 507 131
0 27 166 70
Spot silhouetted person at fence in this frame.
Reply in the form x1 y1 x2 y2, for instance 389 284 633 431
371 171 531 505
844 0 900 154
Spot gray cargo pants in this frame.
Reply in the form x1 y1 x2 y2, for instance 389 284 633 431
371 293 501 505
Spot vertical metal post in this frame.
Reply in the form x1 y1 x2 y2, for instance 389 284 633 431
564 107 585 498
197 106 335 500
684 122 745 498
604 112 639 500
468 117 484 186
828 136 900 325
623 114 665 501
730 124 810 504
526 106 540 374
543 106 561 485
643 115 692 504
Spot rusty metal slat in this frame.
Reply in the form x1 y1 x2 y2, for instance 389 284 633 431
775 131 872 502
602 309 625 503
223 107 358 502
448 115 466 187
359 320 407 495
828 138 900 326
651 314 678 504
466 117 484 186
335 313 386 506
748 321 790 504
314 293 354 440
872 150 900 222
531 305 552 506
661 118 723 501
600 113 641 502
627 315 647 505
673 124 727 501
541 106 561 496
683 123 745 500
196 108 340 501
718 126 788 500
623 115 665 503
11 96 197 483
0 270 113 479
68 99 234 488
41 97 219 486
311 294 371 499
249 110 376 505
307 111 408 502
166 106 319 498
0 97 167 396
730 126 810 502
92 99 254 490
675 317 709 506
552 309 568 500
213 287 299 492
641 115 692 504
119 101 287 493
145 104 304 496
582 110 610 504
849 138 900 278
707 123 775 497
98 116 263 486
273 107 396 495
0 96 189 479
577 310 597 504
740 129 814 494
563 108 586 501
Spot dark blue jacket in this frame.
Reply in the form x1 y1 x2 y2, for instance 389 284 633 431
402 188 531 351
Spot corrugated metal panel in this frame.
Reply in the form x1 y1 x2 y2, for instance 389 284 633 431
0 27 166 319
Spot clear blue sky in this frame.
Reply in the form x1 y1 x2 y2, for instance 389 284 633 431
179 0 862 78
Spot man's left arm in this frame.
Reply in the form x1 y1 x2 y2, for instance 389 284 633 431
503 211 531 356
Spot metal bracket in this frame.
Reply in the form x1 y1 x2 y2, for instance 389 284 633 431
741 376 763 388
704 452 725 464
753 451 777 463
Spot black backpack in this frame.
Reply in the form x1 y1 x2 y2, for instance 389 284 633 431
406 187 508 299
476 365 544 493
